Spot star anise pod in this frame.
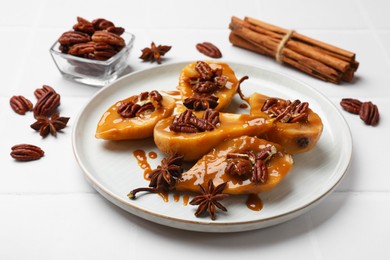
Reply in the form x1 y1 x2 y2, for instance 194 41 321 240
183 93 219 111
139 42 171 64
128 154 184 199
30 112 70 137
189 180 228 220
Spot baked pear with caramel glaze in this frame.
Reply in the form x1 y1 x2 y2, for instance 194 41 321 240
153 109 269 161
175 136 293 195
247 92 323 154
96 90 175 140
179 60 242 111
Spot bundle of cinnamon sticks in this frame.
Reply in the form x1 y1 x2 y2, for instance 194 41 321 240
229 16 359 84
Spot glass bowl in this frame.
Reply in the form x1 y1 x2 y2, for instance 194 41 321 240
50 32 135 87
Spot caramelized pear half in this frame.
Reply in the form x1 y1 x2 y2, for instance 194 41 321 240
96 93 175 140
178 60 240 111
153 111 269 161
176 136 293 195
247 92 323 154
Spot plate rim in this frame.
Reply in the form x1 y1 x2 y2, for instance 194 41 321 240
72 60 352 232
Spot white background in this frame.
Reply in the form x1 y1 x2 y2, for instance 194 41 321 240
1 0 389 259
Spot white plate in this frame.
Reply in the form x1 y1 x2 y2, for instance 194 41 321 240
72 61 352 233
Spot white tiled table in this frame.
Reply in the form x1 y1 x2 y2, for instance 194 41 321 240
1 0 389 259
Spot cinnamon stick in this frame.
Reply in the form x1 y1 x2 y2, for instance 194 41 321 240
229 16 359 84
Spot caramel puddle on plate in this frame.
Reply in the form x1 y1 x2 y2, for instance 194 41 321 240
148 151 158 159
246 193 263 211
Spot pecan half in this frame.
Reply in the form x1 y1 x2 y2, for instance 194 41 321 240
225 146 277 184
195 61 214 80
261 98 309 123
68 42 96 56
225 154 253 177
68 42 117 61
340 98 362 114
10 95 33 115
187 61 228 93
92 18 115 30
34 85 56 100
196 42 222 58
117 91 163 118
10 144 44 161
169 109 219 133
359 101 380 126
58 31 90 46
33 90 61 117
92 31 125 48
106 26 125 36
73 16 95 35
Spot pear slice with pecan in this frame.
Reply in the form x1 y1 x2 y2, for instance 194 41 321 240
246 92 323 154
178 60 246 112
96 90 175 140
175 136 293 195
153 109 270 161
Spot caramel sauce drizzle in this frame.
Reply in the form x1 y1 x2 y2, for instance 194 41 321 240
173 193 190 205
182 194 190 206
158 191 169 202
173 193 180 202
161 90 181 96
133 149 152 180
246 194 263 211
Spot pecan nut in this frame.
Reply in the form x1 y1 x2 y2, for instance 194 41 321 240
359 101 380 126
68 42 117 61
34 85 56 99
117 91 163 118
58 31 91 46
196 42 222 58
33 90 61 117
68 42 96 56
10 144 44 161
340 98 362 114
10 95 33 115
92 18 115 30
169 109 219 133
92 31 125 47
106 26 125 36
225 146 277 184
92 43 118 60
262 98 309 123
73 16 95 35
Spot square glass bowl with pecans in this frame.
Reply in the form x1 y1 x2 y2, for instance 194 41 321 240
50 31 135 87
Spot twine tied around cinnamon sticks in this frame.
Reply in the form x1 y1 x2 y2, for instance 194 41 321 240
276 30 295 63
229 16 359 84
